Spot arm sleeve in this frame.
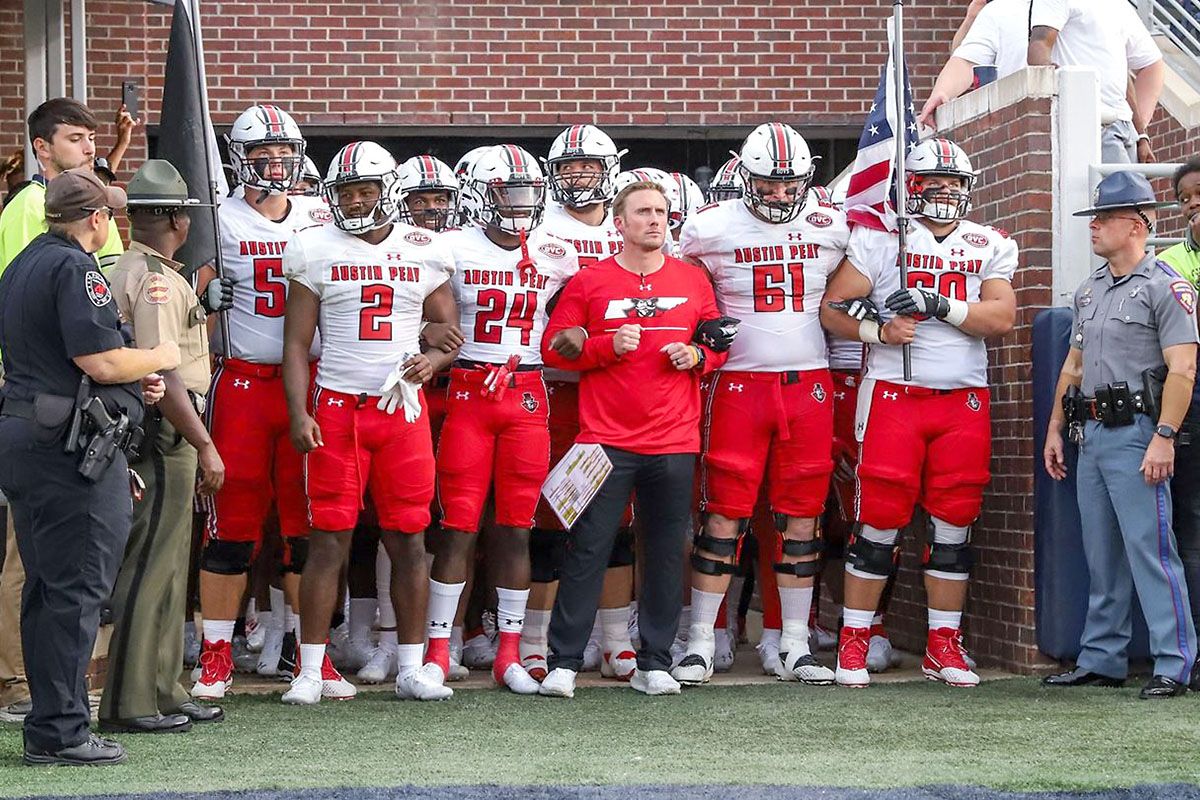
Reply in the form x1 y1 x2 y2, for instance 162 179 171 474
1028 0 1069 31
129 274 185 351
953 9 1000 66
1156 278 1200 349
55 261 126 358
541 274 619 371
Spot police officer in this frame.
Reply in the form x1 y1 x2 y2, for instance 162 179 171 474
0 168 179 765
1043 171 1198 699
99 161 228 734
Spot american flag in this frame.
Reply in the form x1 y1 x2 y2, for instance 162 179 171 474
845 18 919 232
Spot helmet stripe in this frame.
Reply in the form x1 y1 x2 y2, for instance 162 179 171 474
504 144 526 174
771 123 792 172
420 154 436 180
340 142 359 175
568 125 584 150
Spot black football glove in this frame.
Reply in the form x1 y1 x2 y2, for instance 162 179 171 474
884 287 950 319
827 296 882 323
201 275 235 314
693 315 741 352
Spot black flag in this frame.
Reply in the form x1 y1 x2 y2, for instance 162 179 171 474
156 0 221 277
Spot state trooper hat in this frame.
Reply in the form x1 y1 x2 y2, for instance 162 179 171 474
45 167 126 222
1073 171 1175 216
125 160 201 208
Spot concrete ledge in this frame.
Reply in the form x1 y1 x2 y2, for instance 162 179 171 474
935 66 1059 131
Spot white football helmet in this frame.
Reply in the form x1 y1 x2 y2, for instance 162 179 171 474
289 156 322 197
738 122 816 224
226 104 306 195
708 157 745 203
454 146 492 226
668 172 705 229
905 138 976 222
615 168 680 223
398 155 459 232
464 144 546 234
544 124 627 208
322 141 400 234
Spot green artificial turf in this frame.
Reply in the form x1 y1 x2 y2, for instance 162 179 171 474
2 679 1198 797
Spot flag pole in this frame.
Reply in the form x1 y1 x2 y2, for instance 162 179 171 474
892 0 912 382
188 0 232 360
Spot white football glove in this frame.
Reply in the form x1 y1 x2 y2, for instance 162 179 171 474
377 355 423 422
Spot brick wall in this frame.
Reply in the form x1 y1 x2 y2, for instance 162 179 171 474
1148 107 1200 237
0 0 967 182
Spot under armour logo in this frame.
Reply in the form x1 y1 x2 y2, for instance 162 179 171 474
728 383 744 392
232 379 250 389
834 391 846 401
502 617 523 627
950 247 965 257
787 232 805 242
455 391 471 400
327 397 344 407
882 390 898 400
966 391 981 412
428 621 450 630
811 383 827 403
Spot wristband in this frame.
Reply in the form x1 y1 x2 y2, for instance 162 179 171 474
689 345 705 369
573 326 589 341
1137 133 1151 143
943 297 969 327
859 319 884 344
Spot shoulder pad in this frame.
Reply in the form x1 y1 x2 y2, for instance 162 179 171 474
988 226 1011 239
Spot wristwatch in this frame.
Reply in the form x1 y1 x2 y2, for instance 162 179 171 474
1155 424 1178 440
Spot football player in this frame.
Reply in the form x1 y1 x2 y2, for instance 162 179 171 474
820 138 1017 688
707 157 745 203
290 156 322 197
398 155 460 233
281 141 460 703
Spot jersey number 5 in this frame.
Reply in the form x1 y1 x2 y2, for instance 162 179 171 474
475 289 537 346
359 284 394 341
752 262 806 312
253 257 286 318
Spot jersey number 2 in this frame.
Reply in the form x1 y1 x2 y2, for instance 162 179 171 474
475 289 537 346
359 284 394 341
752 263 805 312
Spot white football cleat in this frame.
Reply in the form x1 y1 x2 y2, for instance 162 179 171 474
866 633 900 673
395 663 453 701
628 603 641 649
600 650 638 682
462 633 497 669
582 637 602 672
447 636 469 681
520 649 548 682
191 640 234 700
671 629 714 685
281 673 322 705
777 649 835 685
256 625 285 677
317 655 357 700
357 647 397 684
231 636 260 673
757 631 782 675
631 669 681 696
713 628 735 673
669 631 689 668
497 662 541 695
538 667 577 698
245 615 265 653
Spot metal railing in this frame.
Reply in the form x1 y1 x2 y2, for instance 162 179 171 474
1089 162 1185 249
1133 0 1200 62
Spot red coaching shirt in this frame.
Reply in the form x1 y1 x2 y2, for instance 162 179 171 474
542 254 726 455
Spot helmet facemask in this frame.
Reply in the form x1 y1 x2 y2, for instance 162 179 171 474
230 140 305 196
906 172 974 223
739 165 815 224
475 179 546 234
325 177 399 234
401 189 459 232
547 156 616 208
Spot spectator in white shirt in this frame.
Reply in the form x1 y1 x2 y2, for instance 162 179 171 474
1028 0 1164 164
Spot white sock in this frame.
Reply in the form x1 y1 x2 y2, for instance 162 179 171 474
299 643 324 680
522 609 550 651
349 598 377 643
376 544 397 629
495 587 530 635
450 625 464 650
397 643 423 675
427 580 466 640
284 606 300 637
599 606 633 653
928 609 962 631
689 589 723 633
379 629 399 653
203 619 236 644
779 586 814 631
677 605 691 637
843 607 875 630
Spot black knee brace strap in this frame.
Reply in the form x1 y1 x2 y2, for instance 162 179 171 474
780 538 823 558
529 528 567 583
199 539 255 576
282 536 309 574
846 527 899 577
772 559 823 577
922 541 974 574
608 526 636 568
691 530 741 576
773 536 823 577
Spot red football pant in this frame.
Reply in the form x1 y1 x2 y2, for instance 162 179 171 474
533 380 579 531
437 368 550 532
701 370 834 520
753 500 782 630
426 372 450 523
828 369 862 526
854 380 991 529
306 387 434 534
205 358 308 543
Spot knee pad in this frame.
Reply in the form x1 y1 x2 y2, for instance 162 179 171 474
773 533 824 577
199 539 255 576
529 528 567 583
923 517 973 578
690 528 742 576
607 526 635 568
845 524 899 578
282 536 309 574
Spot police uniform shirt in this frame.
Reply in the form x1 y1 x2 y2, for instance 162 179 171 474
0 232 142 424
1071 254 1200 391
108 242 211 395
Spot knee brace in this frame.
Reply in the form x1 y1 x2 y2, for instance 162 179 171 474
773 534 824 577
690 527 743 576
282 536 309 574
845 524 899 578
199 539 255 576
607 526 636 568
923 517 973 579
529 528 567 583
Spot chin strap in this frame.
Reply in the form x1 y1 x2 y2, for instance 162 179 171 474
516 229 539 286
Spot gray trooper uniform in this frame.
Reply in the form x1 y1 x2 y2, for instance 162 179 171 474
1071 253 1198 683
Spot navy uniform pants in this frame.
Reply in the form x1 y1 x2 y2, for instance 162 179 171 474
0 416 131 753
1076 416 1196 682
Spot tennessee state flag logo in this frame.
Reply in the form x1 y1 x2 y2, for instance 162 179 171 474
604 297 688 319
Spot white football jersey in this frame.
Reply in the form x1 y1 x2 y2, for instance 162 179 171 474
827 335 864 371
541 201 624 268
847 219 1019 389
214 194 332 363
286 222 454 395
442 226 580 366
680 197 849 372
